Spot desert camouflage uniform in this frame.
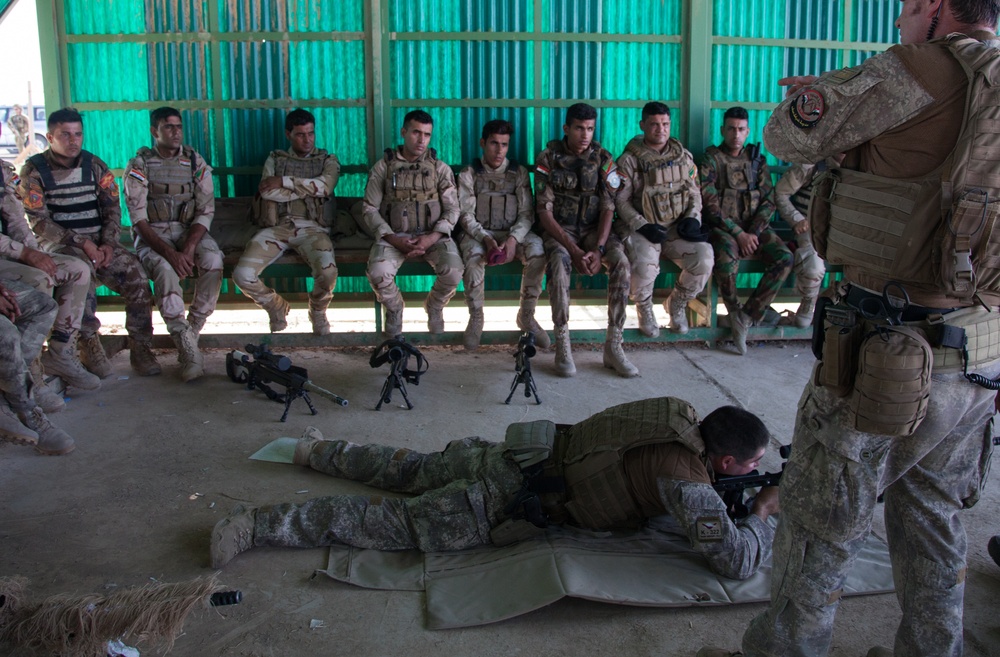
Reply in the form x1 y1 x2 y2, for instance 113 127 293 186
233 148 340 316
615 136 713 306
0 279 57 401
773 161 832 304
0 161 89 342
361 147 463 316
18 150 155 342
457 159 545 316
535 138 628 330
699 146 792 321
124 146 223 333
6 110 30 152
740 31 1000 657
253 398 774 579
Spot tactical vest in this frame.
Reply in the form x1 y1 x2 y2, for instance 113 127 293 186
28 152 102 233
557 397 705 530
812 35 1000 305
379 148 441 234
547 139 603 230
257 149 331 228
705 145 763 225
625 136 690 226
136 145 197 224
471 158 519 231
789 160 829 215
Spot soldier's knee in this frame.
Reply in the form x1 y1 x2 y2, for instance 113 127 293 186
232 265 257 289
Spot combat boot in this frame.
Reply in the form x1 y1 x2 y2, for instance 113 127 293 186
383 307 403 338
0 404 39 446
77 332 114 379
554 324 576 377
603 327 639 378
211 505 258 568
730 309 751 356
516 309 551 349
637 301 660 338
309 309 331 336
42 337 101 390
129 338 162 376
187 313 207 339
424 298 445 334
28 357 65 414
463 309 484 351
264 296 290 333
16 404 74 455
171 329 204 382
664 293 689 334
293 426 328 466
795 296 816 328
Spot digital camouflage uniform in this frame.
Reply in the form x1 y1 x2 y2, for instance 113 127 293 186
18 150 155 343
251 397 774 579
0 279 57 403
233 148 340 325
457 157 546 345
615 135 713 328
699 145 792 322
0 161 89 343
739 30 1000 657
773 160 832 310
361 147 463 330
124 145 223 334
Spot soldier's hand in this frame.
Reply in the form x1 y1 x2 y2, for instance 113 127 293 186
19 248 58 277
736 232 759 257
95 244 115 269
501 236 518 264
751 485 780 520
482 235 499 253
164 248 195 278
636 223 669 244
0 283 21 321
778 75 820 98
411 232 442 254
571 249 591 275
793 220 810 236
258 176 284 193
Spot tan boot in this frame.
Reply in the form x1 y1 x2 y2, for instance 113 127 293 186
187 313 207 339
664 293 690 334
0 404 39 446
16 404 74 455
463 309 484 351
42 337 101 390
424 298 444 334
211 505 258 568
554 324 576 377
602 327 639 377
383 307 403 338
77 332 114 379
171 329 204 382
730 309 751 356
129 338 162 376
28 357 65 413
637 301 660 338
264 296 291 333
516 309 551 350
309 309 331 336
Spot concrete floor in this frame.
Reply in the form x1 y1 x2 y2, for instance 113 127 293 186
2 336 999 657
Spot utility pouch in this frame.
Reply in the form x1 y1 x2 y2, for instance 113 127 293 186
939 191 1000 297
503 420 557 469
851 325 932 436
816 306 862 397
389 201 416 233
251 195 278 228
489 518 545 546
807 170 837 259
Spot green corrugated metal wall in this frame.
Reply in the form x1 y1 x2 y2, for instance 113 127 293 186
38 0 900 296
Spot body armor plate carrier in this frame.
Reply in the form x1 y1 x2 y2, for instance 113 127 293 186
136 145 197 224
380 148 441 234
472 159 519 231
625 136 690 227
257 149 331 228
28 151 102 233
548 139 603 230
705 145 763 226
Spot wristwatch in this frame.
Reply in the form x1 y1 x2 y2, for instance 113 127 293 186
597 244 607 256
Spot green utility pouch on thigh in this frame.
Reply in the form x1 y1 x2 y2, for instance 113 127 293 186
503 420 557 469
851 326 932 436
815 305 862 397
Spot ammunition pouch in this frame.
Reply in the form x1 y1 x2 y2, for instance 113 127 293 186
813 302 862 397
387 198 441 234
851 325 932 437
503 420 556 468
252 195 280 228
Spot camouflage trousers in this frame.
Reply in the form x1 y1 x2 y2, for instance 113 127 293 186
791 231 826 302
233 219 337 313
625 228 714 305
136 222 224 334
459 230 545 313
742 357 1000 657
709 227 792 321
366 235 463 313
50 242 155 340
255 438 525 552
544 229 629 329
0 279 57 402
0 255 89 343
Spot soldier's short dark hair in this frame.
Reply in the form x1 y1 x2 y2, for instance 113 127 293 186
48 107 83 129
641 102 671 120
403 110 434 128
150 106 181 128
481 119 513 140
565 103 597 126
285 109 315 132
700 406 771 463
723 107 749 122
950 0 1000 27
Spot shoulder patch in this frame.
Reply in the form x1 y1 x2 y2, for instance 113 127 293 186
696 516 724 542
534 164 550 178
605 166 622 190
99 170 116 189
179 157 192 167
25 189 44 210
128 169 147 184
789 88 825 129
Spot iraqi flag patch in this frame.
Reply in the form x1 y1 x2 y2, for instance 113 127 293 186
128 169 147 184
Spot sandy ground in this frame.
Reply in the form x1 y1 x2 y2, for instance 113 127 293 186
2 339 999 657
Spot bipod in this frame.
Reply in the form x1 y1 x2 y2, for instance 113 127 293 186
376 360 413 410
505 365 540 405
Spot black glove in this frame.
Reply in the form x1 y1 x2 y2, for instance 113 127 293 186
676 217 710 242
636 223 670 244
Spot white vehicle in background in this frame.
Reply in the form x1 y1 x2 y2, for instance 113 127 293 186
0 105 49 154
